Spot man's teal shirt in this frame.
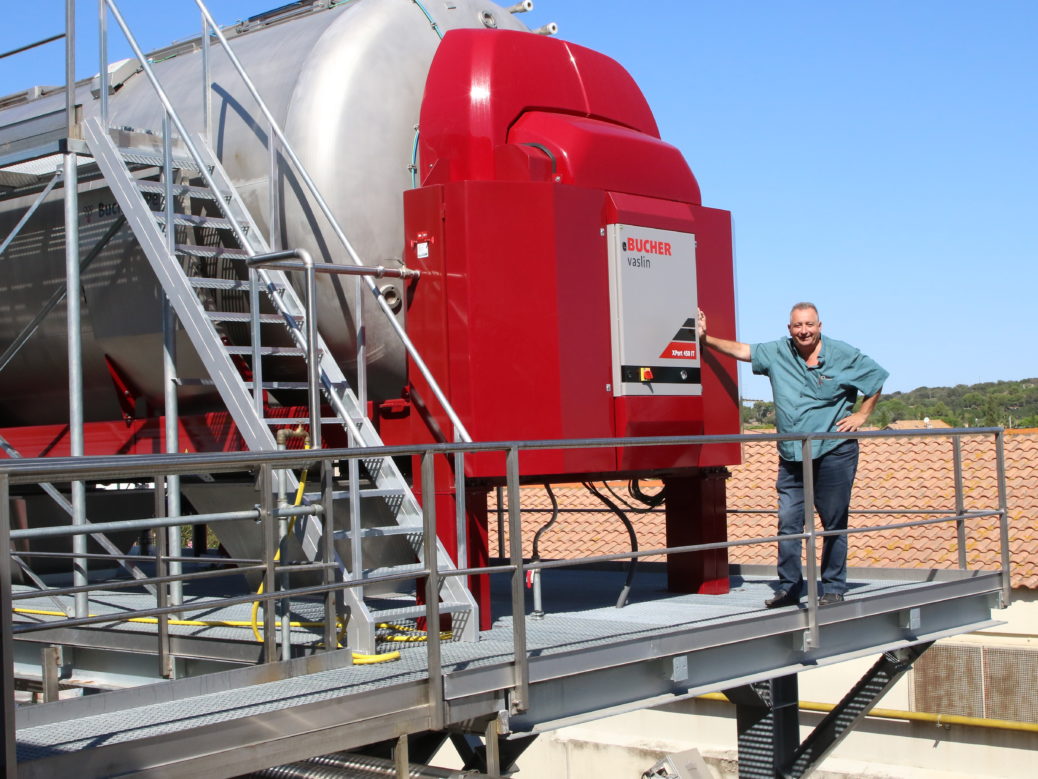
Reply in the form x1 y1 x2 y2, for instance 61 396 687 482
750 336 888 462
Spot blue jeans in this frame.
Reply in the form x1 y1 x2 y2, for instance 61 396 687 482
775 440 858 596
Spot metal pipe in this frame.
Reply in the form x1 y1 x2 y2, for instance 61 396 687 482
11 509 262 540
98 0 109 124
507 1 534 13
802 438 819 650
65 0 76 139
154 474 172 677
696 692 1038 734
201 13 212 145
260 463 278 661
421 451 445 730
162 113 184 606
0 33 65 60
321 460 337 652
246 257 419 280
0 474 16 777
506 446 529 713
63 150 89 619
952 437 966 568
995 430 1011 606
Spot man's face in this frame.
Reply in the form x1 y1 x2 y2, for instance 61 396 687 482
787 307 821 351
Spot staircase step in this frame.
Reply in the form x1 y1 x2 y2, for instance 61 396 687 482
137 180 220 201
155 212 237 231
264 416 342 425
118 147 202 171
373 602 472 624
224 345 308 357
205 311 301 325
312 487 406 502
332 524 417 542
177 244 250 260
187 277 284 292
359 563 427 581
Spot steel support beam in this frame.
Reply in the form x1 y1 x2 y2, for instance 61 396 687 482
783 642 933 777
726 675 799 779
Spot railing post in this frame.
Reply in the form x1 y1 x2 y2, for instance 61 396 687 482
0 472 17 778
506 446 529 712
65 0 76 138
454 445 467 592
154 475 172 678
98 0 109 125
421 451 445 729
322 458 338 653
994 430 1011 607
162 113 183 607
201 12 212 144
304 260 320 450
952 436 967 569
63 149 89 620
801 438 820 650
259 463 278 661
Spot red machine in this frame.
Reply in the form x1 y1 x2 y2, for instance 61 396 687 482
382 30 740 613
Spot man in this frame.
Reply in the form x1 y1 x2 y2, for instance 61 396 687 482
697 303 888 608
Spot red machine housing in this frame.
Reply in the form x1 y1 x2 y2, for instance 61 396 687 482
384 30 741 607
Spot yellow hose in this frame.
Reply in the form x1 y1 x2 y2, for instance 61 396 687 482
14 454 400 665
246 456 399 664
696 692 1038 733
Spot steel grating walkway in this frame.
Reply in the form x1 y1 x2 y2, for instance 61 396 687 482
12 564 1003 777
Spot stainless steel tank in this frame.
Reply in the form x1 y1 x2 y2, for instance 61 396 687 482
0 0 533 426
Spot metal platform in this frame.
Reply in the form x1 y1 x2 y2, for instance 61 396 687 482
12 563 1001 778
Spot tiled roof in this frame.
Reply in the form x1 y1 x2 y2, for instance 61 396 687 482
490 430 1037 589
884 419 952 429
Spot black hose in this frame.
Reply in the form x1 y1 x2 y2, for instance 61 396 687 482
530 483 559 563
629 479 666 509
583 482 638 608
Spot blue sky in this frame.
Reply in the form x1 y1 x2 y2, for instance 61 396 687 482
3 1 1035 399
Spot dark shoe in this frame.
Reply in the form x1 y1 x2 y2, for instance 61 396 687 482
819 593 845 606
765 590 800 609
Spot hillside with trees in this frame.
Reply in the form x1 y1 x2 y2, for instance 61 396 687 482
741 378 1038 429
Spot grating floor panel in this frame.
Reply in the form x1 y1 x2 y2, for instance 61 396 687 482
14 565 999 764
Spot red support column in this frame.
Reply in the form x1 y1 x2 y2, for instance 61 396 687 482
664 468 730 594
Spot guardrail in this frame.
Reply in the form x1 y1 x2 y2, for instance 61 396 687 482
0 427 1010 750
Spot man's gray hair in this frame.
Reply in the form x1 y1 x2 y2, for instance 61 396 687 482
790 301 819 319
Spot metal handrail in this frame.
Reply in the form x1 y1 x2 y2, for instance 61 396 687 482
95 0 471 443
189 0 471 442
1 428 1012 706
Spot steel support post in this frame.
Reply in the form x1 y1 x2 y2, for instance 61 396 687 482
162 114 183 607
421 452 445 730
506 446 529 713
392 734 409 779
784 643 933 777
952 437 967 568
322 459 338 653
0 473 16 779
42 645 62 703
154 475 172 678
994 431 1011 606
260 464 278 661
726 675 800 779
484 716 500 777
63 151 89 619
801 439 819 649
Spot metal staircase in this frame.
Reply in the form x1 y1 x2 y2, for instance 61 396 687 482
83 117 477 654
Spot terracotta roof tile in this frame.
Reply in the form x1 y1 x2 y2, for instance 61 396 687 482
489 431 1038 589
